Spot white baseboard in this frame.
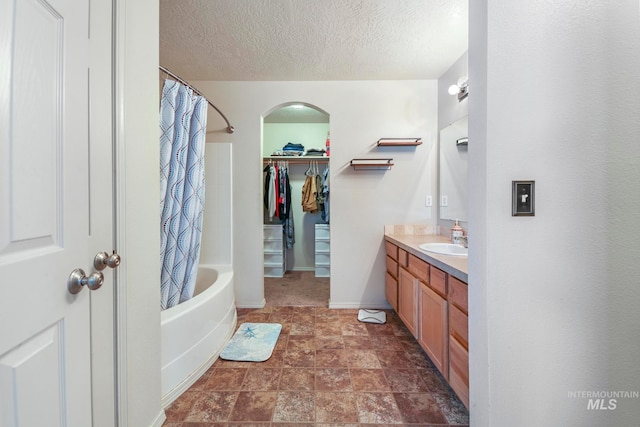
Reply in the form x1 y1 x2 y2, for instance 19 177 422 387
235 298 266 309
328 300 392 310
149 410 166 427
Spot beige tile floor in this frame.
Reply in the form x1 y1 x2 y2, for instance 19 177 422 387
163 303 469 426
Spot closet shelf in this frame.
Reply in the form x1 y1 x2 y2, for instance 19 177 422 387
350 158 394 170
376 138 422 147
263 156 329 164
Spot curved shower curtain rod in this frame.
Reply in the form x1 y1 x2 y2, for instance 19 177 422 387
159 65 235 134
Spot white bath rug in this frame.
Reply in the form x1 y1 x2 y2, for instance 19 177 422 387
220 323 282 362
357 309 387 324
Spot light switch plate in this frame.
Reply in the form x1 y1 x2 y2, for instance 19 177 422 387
512 181 535 216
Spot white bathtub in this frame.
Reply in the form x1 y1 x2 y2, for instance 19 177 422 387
160 264 236 407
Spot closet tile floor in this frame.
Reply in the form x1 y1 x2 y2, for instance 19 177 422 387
163 307 469 426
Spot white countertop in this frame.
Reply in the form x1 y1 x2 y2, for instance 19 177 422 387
384 232 468 283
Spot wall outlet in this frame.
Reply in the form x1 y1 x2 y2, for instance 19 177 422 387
425 195 433 207
441 195 448 207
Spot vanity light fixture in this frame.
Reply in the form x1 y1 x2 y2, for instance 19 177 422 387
448 76 469 101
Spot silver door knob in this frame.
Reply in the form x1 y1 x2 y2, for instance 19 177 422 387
68 268 104 294
94 250 121 271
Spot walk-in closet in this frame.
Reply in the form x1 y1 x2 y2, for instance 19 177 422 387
262 103 330 306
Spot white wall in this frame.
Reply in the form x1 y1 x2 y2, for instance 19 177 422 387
198 81 438 308
263 122 329 155
469 1 640 426
263 123 329 271
200 143 233 265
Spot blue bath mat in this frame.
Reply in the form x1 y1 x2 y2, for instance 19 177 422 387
220 323 282 362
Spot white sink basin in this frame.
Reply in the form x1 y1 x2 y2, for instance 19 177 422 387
418 243 468 257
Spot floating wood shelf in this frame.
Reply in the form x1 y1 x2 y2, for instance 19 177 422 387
377 138 422 147
350 158 394 170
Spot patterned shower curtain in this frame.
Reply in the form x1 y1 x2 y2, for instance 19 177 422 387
159 80 208 310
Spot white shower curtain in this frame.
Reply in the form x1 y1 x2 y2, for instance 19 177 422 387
159 80 208 310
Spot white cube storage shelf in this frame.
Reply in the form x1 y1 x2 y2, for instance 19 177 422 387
264 224 285 277
315 224 330 277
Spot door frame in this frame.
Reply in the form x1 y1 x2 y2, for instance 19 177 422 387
88 0 118 425
111 0 163 425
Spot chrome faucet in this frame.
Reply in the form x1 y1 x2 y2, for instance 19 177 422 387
459 236 468 248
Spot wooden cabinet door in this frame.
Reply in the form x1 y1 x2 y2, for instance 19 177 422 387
398 267 417 337
419 283 449 379
449 333 469 408
385 272 398 311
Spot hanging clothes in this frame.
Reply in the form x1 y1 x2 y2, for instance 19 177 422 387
263 163 278 220
264 161 295 246
302 162 319 213
278 165 291 222
315 170 324 213
280 163 295 247
321 165 330 223
273 164 280 219
263 163 272 212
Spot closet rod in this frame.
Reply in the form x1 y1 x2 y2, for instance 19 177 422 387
263 156 329 164
159 65 235 134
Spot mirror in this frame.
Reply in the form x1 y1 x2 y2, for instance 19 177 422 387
439 115 468 222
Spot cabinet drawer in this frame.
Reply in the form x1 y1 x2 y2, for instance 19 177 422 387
386 256 398 278
449 334 469 409
407 254 429 284
264 251 284 265
263 225 283 239
385 241 398 260
429 266 447 297
315 238 330 252
398 248 408 268
449 304 468 349
316 251 330 264
315 264 330 277
315 224 330 239
385 271 398 311
264 265 284 278
448 276 468 314
264 238 283 251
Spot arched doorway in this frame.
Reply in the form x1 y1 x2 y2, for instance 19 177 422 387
261 102 331 307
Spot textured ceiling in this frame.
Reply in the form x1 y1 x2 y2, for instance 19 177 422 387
160 0 468 81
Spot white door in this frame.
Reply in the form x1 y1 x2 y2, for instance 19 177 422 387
0 0 114 425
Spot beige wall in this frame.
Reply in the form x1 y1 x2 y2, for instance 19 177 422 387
197 80 438 308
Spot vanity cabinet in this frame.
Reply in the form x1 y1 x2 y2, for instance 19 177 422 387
400 254 429 339
383 237 469 409
398 267 418 337
448 276 469 408
384 242 399 310
418 267 448 379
